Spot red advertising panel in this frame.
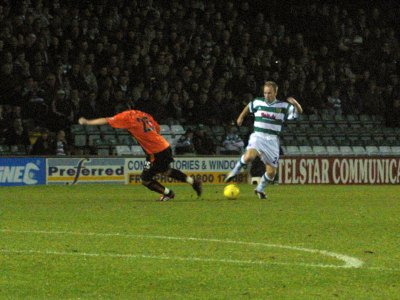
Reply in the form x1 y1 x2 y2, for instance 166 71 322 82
279 157 400 184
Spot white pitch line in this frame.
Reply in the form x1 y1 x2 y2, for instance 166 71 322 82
0 248 349 269
0 228 363 269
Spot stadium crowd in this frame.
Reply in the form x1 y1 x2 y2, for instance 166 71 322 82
0 0 399 155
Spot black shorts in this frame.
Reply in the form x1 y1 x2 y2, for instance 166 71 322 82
145 147 174 175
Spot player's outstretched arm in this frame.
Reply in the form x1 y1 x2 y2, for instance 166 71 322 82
287 97 303 114
79 117 109 126
236 105 250 126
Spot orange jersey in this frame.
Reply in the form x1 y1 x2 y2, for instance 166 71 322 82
107 110 169 154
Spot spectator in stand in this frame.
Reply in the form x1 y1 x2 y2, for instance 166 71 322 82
0 62 17 106
326 88 342 115
4 118 31 152
0 105 8 139
175 128 195 154
193 93 212 125
68 63 88 91
81 63 98 93
362 81 385 115
193 124 216 155
220 125 244 155
53 129 69 156
49 89 73 131
167 92 184 123
341 83 362 115
79 90 100 119
0 0 399 151
30 128 53 155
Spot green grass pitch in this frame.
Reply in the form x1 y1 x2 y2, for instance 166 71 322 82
1 184 400 299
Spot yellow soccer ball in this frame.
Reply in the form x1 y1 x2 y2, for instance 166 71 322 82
223 184 240 200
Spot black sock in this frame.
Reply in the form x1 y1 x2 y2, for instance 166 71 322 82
144 180 165 194
168 168 187 182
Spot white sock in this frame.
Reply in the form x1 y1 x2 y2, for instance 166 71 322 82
231 155 247 175
186 177 194 185
256 173 274 192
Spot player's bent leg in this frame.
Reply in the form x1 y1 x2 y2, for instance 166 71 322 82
225 149 259 183
255 164 276 199
141 170 174 201
164 168 202 197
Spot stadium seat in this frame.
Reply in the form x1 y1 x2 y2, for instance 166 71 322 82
365 146 380 156
390 146 400 155
309 135 323 146
103 134 117 145
385 135 398 146
312 146 328 155
308 114 321 123
10 145 27 155
86 126 100 134
326 146 340 155
297 114 309 122
334 114 347 125
334 135 348 146
282 145 300 155
88 134 101 146
171 124 186 135
338 146 353 155
360 135 375 146
348 135 363 146
238 126 250 138
322 136 337 146
74 134 87 147
346 114 360 123
99 124 114 133
131 145 145 156
373 135 385 145
184 124 196 132
359 114 374 128
320 113 334 123
114 128 126 134
311 123 324 132
296 134 310 146
324 122 338 132
115 145 132 155
352 146 367 156
160 124 172 135
96 147 110 156
281 134 296 146
298 145 313 155
378 146 392 155
118 134 137 145
214 134 224 144
164 134 175 146
298 122 311 133
70 124 86 134
0 145 11 155
211 125 225 136
371 114 384 124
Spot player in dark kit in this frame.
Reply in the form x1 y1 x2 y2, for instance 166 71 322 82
79 110 202 201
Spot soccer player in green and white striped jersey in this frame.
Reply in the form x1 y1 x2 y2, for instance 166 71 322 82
225 81 303 199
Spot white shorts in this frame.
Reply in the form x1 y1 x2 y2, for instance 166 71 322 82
246 132 280 168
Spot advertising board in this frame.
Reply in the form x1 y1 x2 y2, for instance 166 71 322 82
47 157 125 185
0 158 46 186
125 157 248 184
279 157 400 184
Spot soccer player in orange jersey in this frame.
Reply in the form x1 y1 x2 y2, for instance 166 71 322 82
78 110 202 201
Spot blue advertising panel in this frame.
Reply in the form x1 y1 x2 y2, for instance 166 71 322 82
0 158 46 186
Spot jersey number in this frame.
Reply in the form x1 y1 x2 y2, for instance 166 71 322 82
137 117 155 133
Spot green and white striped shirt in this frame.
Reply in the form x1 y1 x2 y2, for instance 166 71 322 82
249 97 297 136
